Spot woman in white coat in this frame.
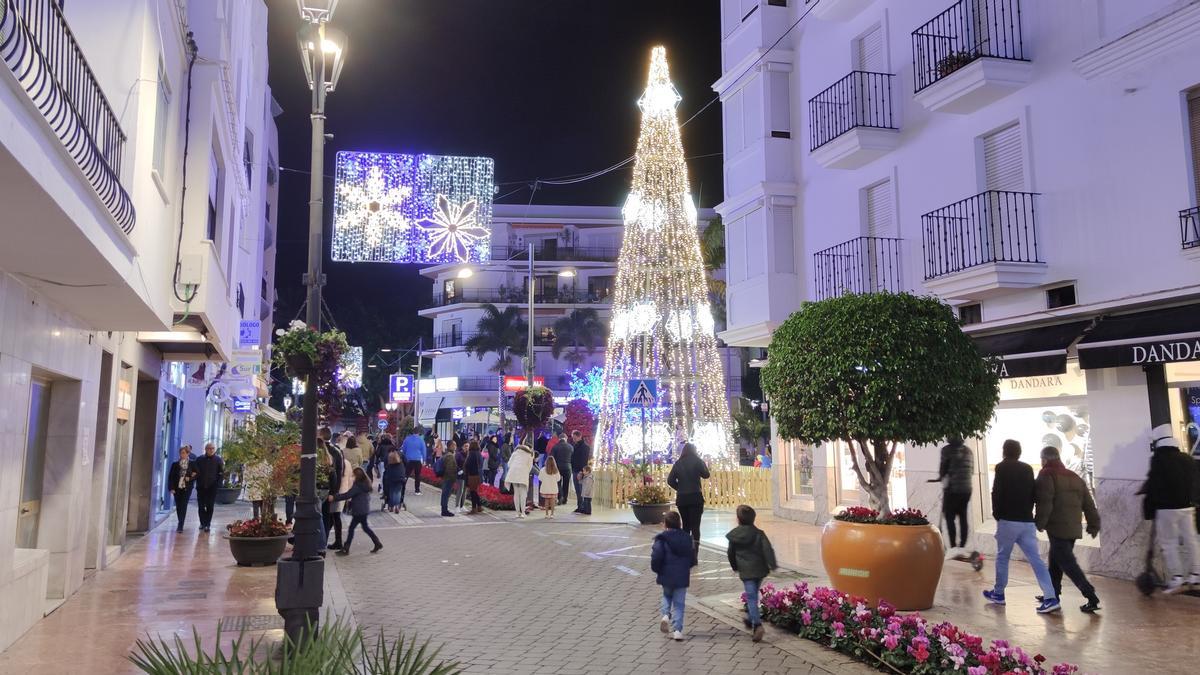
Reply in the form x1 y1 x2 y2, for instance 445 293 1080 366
504 443 535 519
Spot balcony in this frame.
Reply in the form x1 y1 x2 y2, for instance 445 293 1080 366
911 0 1032 114
0 0 135 231
429 287 613 308
808 71 899 169
921 190 1045 299
1182 206 1200 259
489 245 619 263
813 237 903 300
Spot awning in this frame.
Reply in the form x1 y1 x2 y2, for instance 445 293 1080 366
972 321 1091 378
417 396 442 425
1077 304 1200 369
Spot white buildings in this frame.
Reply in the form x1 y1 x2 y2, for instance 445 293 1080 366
0 0 277 650
417 204 742 438
716 0 1200 578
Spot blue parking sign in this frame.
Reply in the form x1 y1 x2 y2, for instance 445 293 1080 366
390 374 413 402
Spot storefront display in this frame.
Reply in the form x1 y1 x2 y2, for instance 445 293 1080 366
785 440 813 498
836 441 906 510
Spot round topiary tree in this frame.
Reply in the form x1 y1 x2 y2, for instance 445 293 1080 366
761 292 999 515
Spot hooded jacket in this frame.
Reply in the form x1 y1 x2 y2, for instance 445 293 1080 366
1144 445 1198 512
650 528 697 588
333 480 373 517
725 524 777 581
1035 459 1099 540
937 441 974 495
505 445 534 487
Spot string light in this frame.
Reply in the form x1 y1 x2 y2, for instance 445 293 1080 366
332 151 495 263
339 346 362 390
594 47 735 467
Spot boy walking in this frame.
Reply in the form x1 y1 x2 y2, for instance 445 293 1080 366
651 511 697 641
726 505 777 642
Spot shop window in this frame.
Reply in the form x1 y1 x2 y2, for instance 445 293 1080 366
1046 285 1076 309
958 303 982 325
786 440 813 498
835 440 907 509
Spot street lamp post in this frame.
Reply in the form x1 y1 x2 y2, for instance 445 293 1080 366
276 0 346 648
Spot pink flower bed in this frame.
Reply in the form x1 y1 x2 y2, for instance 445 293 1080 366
749 582 1079 674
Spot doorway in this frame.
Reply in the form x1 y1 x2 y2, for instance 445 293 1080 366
17 377 52 549
85 351 114 569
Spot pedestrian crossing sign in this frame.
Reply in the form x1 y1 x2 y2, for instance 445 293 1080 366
627 379 658 408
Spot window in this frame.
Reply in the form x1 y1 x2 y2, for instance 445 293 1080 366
864 179 894 237
786 440 813 498
958 303 982 325
588 275 615 300
773 205 794 273
1188 88 1200 204
443 279 456 300
982 122 1024 191
1046 285 1077 309
243 129 254 184
768 70 791 138
207 149 221 241
855 24 886 72
152 62 171 178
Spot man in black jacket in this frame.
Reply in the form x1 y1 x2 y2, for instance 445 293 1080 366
192 442 224 532
570 430 592 513
1144 424 1200 593
167 445 198 532
551 433 574 505
982 440 1059 613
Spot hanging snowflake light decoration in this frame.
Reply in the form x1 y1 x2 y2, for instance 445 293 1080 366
337 166 412 248
419 195 488 261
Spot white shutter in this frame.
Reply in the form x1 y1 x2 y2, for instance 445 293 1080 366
865 180 893 237
1188 89 1200 202
983 123 1024 192
856 25 885 72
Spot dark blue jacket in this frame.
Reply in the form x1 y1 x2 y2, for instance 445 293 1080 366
334 481 373 516
382 461 407 492
650 528 697 589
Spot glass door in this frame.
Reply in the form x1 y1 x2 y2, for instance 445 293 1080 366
18 378 52 548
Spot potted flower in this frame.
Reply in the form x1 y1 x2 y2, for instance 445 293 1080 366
761 293 999 610
936 49 978 78
272 319 349 380
216 468 242 505
628 482 672 525
221 415 301 567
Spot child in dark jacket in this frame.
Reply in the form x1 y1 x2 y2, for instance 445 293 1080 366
650 511 697 641
329 467 382 555
726 505 777 642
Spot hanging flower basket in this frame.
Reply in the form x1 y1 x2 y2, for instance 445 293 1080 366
513 385 555 430
272 320 349 391
284 352 314 377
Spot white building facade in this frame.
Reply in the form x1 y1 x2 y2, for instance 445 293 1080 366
417 204 742 438
0 0 277 650
716 0 1200 579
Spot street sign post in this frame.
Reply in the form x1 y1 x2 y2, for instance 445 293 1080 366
627 379 658 458
389 374 414 402
377 418 388 430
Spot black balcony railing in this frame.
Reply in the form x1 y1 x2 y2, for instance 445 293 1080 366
921 190 1039 279
1181 206 1200 250
0 0 135 232
489 245 620 263
431 287 613 307
912 0 1027 93
433 332 477 349
808 71 897 151
813 237 903 300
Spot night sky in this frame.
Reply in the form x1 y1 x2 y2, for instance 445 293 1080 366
265 1 723 398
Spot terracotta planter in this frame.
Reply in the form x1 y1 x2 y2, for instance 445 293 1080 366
819 519 944 610
215 487 241 505
630 502 671 525
226 534 289 567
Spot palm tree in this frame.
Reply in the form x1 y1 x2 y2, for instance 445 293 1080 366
733 400 769 457
551 308 605 369
464 304 527 373
700 215 727 328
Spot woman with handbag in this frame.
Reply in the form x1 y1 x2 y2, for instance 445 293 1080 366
465 440 484 514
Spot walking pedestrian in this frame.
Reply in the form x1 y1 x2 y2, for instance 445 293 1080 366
982 440 1060 613
1036 445 1102 613
932 437 975 555
667 442 711 551
356 433 374 478
578 464 594 515
383 447 407 513
552 432 573 506
505 443 534 519
167 445 197 532
436 440 458 517
373 433 396 491
1143 424 1200 593
571 430 592 513
725 505 777 643
497 433 514 489
652 511 697 642
454 441 469 511
323 428 349 550
465 440 484 515
328 467 383 555
539 457 562 518
485 434 500 485
193 442 224 533
402 425 427 496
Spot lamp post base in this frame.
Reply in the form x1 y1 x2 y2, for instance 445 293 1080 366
275 557 325 647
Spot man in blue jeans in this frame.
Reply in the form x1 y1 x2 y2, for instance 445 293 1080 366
983 439 1060 613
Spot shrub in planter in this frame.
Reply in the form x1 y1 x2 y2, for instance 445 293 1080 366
224 516 289 566
748 583 1078 675
477 484 514 510
629 482 672 524
936 50 978 78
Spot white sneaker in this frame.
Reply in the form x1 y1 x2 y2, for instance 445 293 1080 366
1164 576 1186 594
672 630 684 641
660 616 670 633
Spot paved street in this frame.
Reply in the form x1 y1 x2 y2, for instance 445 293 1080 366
334 488 848 675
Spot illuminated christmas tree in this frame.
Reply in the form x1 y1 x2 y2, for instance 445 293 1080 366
594 47 735 466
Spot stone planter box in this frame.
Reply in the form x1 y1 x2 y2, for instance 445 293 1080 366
630 502 671 525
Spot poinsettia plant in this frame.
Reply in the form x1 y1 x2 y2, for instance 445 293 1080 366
833 506 930 526
226 516 289 538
